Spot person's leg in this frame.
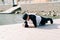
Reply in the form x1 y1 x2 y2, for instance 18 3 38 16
40 17 46 25
46 18 53 24
39 17 53 26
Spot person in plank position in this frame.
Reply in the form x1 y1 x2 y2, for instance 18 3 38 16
23 14 53 28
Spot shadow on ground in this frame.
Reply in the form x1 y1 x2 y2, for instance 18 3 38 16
37 24 60 29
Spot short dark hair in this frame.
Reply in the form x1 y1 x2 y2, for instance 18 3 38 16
23 14 28 20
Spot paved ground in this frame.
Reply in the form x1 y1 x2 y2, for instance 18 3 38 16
0 19 60 40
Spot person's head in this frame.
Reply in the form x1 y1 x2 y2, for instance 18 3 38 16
23 14 30 21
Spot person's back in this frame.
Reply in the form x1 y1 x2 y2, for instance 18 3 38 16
36 15 41 26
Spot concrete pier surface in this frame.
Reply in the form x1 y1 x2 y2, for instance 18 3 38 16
0 19 60 40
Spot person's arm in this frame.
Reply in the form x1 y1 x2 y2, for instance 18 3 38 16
32 19 37 27
29 15 37 27
24 21 29 27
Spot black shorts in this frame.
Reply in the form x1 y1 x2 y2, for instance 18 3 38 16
40 17 47 25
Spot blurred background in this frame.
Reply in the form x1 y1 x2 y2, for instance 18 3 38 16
0 0 60 25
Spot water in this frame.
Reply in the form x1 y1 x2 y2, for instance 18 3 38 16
0 14 24 25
